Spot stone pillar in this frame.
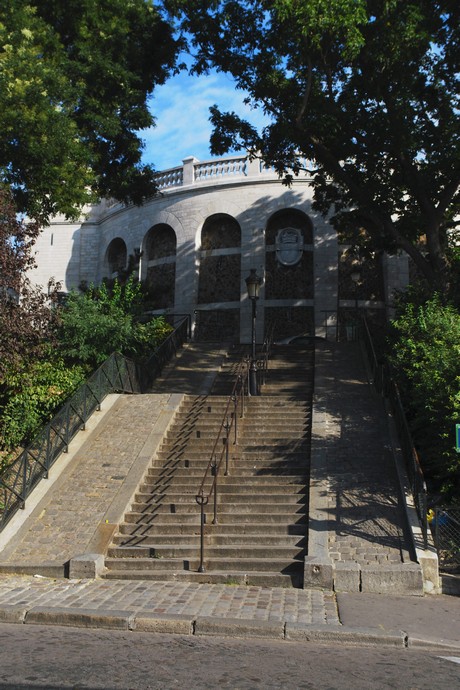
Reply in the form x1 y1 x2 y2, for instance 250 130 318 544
246 156 261 177
174 238 198 329
313 217 338 340
383 252 409 319
182 157 198 186
240 223 265 344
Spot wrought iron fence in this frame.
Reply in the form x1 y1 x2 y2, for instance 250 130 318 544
434 507 460 571
360 317 429 548
0 315 190 531
196 358 248 573
138 314 190 392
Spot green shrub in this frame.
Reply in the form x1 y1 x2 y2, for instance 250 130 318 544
57 276 172 367
0 359 86 451
388 294 460 498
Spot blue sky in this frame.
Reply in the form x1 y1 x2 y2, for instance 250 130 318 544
141 69 269 172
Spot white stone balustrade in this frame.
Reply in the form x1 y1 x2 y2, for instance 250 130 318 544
153 154 301 191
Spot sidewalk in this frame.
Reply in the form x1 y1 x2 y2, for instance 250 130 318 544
306 340 437 594
0 573 459 649
0 340 457 649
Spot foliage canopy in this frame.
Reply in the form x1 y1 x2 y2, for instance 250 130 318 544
57 277 173 369
389 294 460 499
169 0 460 295
0 0 178 222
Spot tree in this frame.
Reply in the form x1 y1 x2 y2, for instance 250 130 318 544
388 294 460 498
0 0 178 223
169 0 460 296
57 277 173 369
0 188 57 383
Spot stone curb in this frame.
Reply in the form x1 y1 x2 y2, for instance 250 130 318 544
25 606 135 630
1 604 459 650
194 616 285 640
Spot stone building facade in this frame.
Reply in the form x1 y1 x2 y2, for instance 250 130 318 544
30 155 409 342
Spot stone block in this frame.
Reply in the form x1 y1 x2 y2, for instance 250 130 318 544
304 556 334 590
68 553 105 579
334 562 361 592
133 613 194 635
0 605 28 624
286 623 406 647
360 563 423 595
25 606 134 630
195 616 284 640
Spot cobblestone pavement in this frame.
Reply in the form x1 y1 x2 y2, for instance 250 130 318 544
316 342 412 567
0 394 175 567
0 574 339 626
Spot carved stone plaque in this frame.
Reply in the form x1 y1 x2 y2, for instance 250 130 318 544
275 227 304 266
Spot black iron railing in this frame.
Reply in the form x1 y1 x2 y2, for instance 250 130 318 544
138 314 190 392
434 507 460 570
259 320 276 387
195 358 248 572
0 315 191 531
360 317 429 548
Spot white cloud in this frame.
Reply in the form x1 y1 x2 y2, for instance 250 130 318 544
141 70 269 171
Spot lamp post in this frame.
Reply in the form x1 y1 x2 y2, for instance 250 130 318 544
350 269 361 340
245 268 263 396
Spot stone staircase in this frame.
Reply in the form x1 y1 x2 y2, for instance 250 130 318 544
104 343 314 587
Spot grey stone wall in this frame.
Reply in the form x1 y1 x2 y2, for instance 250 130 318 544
29 155 408 343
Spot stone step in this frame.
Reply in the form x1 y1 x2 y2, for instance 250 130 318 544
117 522 306 536
111 533 306 547
102 570 302 587
140 480 308 494
123 511 307 524
129 501 307 515
133 491 308 504
152 454 309 467
139 479 308 493
104 554 304 572
146 465 308 478
163 429 309 441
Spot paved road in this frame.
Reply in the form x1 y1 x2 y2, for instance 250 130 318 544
0 624 459 689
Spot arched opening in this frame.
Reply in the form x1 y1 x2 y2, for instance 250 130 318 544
105 238 127 278
196 214 241 340
142 224 177 310
264 209 314 338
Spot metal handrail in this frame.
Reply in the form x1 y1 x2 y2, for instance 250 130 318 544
139 315 190 392
195 358 248 572
259 320 276 387
360 316 429 547
0 316 191 531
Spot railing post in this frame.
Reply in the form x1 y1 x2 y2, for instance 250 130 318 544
196 493 208 573
45 425 51 475
182 156 198 185
21 453 27 509
232 395 238 444
224 418 230 476
212 459 218 524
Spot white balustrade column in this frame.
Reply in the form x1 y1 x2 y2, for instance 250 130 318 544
182 157 199 186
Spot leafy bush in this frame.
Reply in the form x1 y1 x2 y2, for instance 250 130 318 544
0 358 86 451
0 274 173 453
388 294 460 498
57 276 172 368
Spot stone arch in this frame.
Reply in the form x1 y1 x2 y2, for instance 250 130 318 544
200 213 241 250
265 208 313 245
264 208 315 338
142 224 177 310
104 237 127 278
144 223 177 261
195 214 242 340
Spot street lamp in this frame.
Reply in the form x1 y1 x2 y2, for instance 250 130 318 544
245 268 263 395
350 269 361 340
350 269 361 310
